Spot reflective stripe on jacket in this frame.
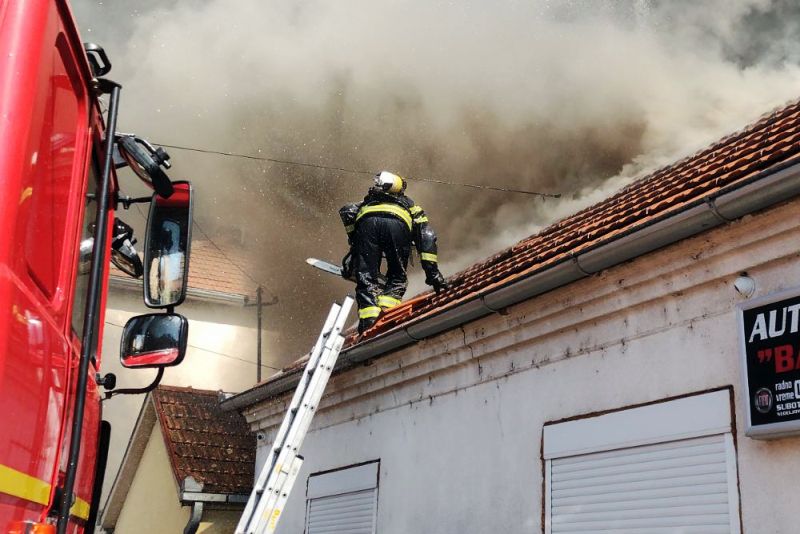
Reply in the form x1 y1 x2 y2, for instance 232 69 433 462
356 203 413 230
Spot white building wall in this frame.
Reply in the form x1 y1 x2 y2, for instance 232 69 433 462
113 424 189 534
244 199 800 534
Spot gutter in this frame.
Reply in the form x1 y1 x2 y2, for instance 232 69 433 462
109 275 249 306
179 476 249 506
221 160 800 412
180 492 250 505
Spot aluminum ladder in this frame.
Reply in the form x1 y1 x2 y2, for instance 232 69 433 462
236 296 354 534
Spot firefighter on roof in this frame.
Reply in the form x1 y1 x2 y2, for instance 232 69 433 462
340 171 449 333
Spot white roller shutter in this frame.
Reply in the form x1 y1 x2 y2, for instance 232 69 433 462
306 489 377 534
306 462 379 534
549 434 737 533
544 391 741 534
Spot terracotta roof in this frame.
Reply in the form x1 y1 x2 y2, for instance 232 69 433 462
109 239 257 300
229 97 800 400
152 385 255 494
356 97 800 340
186 239 257 300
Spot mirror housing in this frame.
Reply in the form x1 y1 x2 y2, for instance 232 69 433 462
116 134 174 198
110 218 143 278
79 218 144 278
144 181 193 308
120 313 188 368
84 42 111 77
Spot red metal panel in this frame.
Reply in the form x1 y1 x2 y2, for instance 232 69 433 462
0 1 64 527
22 33 84 301
0 0 96 530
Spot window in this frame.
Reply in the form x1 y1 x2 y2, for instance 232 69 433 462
306 461 379 534
70 160 99 338
543 390 741 534
21 33 86 299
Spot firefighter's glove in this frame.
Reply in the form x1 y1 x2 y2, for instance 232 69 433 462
425 269 450 294
341 251 356 282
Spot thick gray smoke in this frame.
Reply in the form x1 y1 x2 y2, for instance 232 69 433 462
74 0 800 367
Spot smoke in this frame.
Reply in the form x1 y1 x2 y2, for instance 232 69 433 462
74 0 800 366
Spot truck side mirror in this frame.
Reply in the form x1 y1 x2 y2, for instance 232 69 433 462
116 134 174 198
144 181 193 308
120 313 188 368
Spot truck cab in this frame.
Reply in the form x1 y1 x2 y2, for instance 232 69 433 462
0 2 193 532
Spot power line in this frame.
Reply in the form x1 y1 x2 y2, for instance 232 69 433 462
155 142 562 198
158 143 374 175
189 215 267 292
190 343 281 371
105 320 281 371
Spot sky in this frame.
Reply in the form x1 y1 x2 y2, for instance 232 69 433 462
73 0 800 368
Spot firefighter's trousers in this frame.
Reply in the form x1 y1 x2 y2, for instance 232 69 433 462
353 216 411 332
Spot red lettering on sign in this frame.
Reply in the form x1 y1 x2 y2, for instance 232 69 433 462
775 345 795 373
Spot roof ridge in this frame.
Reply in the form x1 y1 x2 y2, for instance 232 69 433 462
448 97 800 286
154 384 218 396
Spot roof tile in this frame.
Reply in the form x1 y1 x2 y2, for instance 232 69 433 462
110 239 257 300
151 385 255 495
354 98 800 341
250 98 800 392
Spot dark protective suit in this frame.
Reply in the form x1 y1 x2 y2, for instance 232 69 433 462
340 187 447 333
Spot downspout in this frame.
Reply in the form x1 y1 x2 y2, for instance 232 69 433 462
182 477 204 534
183 502 204 534
179 476 249 532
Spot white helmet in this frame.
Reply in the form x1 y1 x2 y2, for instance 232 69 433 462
374 171 406 194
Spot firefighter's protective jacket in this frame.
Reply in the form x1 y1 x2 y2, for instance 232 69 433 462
340 187 443 333
341 187 439 268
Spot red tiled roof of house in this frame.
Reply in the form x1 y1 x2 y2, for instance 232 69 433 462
353 98 800 342
186 240 257 300
152 385 255 494
109 239 257 300
234 97 800 396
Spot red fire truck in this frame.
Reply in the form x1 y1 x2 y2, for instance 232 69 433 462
1 1 194 532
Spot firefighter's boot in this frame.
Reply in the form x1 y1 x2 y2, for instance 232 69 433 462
358 316 379 334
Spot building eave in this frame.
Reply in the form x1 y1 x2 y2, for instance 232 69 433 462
180 491 250 505
109 275 249 306
221 159 800 413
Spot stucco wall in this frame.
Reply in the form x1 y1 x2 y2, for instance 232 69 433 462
113 425 188 534
245 199 800 534
198 510 243 533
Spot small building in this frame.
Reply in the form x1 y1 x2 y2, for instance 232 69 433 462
223 99 800 533
100 385 254 533
100 239 266 509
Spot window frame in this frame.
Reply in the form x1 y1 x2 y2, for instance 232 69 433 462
305 460 380 534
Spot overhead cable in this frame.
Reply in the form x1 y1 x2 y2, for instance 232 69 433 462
155 142 562 199
104 320 282 371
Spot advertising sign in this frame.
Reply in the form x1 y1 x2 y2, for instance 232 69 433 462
738 287 800 438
